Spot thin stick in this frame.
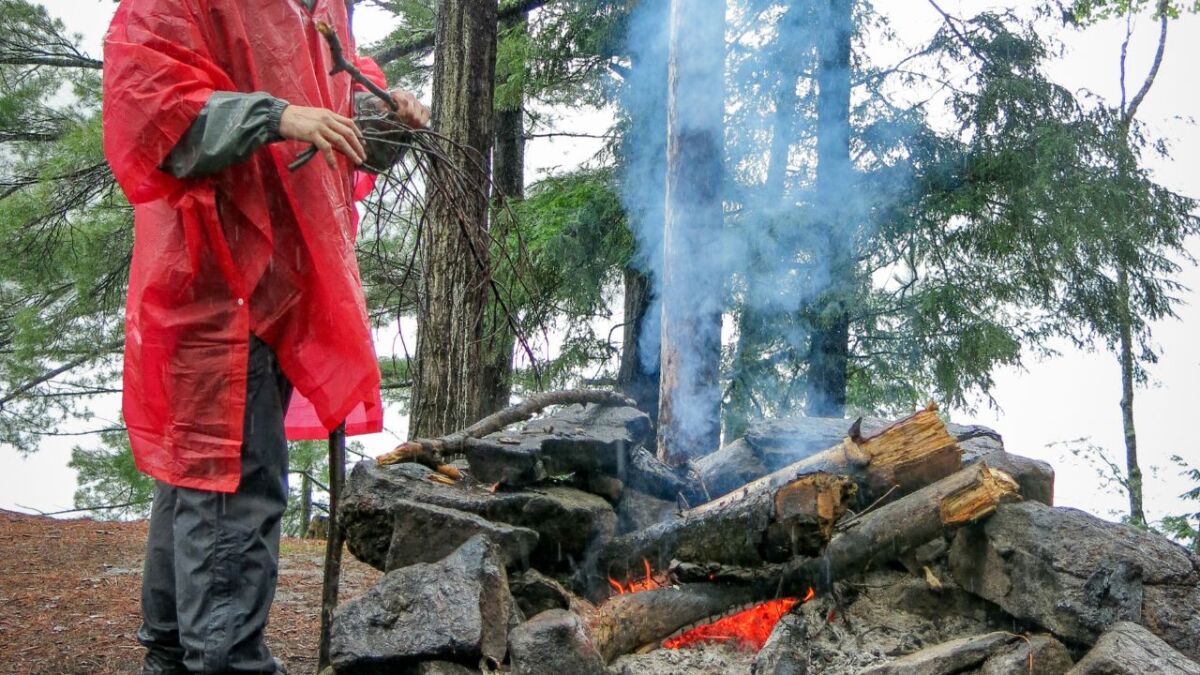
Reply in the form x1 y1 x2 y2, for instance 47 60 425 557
317 423 347 671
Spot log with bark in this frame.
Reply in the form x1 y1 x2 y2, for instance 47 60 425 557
580 583 761 662
671 463 1022 598
603 405 962 572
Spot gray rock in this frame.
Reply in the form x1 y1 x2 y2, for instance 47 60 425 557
693 438 768 499
949 501 1200 659
384 499 538 572
342 461 616 572
979 634 1074 675
955 428 1054 506
329 535 512 674
1068 622 1200 675
466 404 652 486
415 663 478 675
858 633 1018 675
509 569 576 618
508 609 606 675
616 488 676 534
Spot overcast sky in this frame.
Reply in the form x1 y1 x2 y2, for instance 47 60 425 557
1 1 1196 527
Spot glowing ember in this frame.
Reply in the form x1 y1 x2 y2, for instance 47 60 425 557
608 558 663 595
662 588 816 652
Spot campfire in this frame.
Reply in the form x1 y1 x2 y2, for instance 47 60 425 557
324 400 1200 674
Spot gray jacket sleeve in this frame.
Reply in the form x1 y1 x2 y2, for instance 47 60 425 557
163 92 289 179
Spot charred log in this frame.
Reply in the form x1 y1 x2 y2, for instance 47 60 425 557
581 583 760 662
605 472 857 572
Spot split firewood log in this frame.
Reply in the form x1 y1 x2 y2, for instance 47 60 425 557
604 472 858 573
672 462 1022 597
603 404 963 572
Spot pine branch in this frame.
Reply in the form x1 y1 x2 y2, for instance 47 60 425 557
372 0 551 67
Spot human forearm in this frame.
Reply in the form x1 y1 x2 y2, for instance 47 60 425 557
162 92 289 179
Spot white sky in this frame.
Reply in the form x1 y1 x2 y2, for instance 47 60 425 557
1 1 1196 527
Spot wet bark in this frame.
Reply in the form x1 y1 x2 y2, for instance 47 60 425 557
803 0 855 419
657 0 726 466
480 13 528 417
410 0 499 438
617 268 660 425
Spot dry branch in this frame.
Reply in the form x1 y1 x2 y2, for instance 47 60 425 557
377 389 636 469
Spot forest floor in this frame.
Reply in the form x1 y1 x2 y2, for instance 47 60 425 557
0 509 382 675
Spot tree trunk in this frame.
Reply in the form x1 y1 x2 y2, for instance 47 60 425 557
657 0 726 466
803 0 855 418
480 13 528 417
410 0 500 439
1117 269 1146 525
618 267 660 425
299 471 312 539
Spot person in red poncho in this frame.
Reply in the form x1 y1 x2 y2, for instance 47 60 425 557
101 1 428 672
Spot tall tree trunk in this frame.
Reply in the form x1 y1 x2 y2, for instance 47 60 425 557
299 471 312 539
657 0 725 466
803 0 854 419
725 4 805 442
1117 270 1146 525
410 0 500 439
1113 0 1168 526
617 0 668 428
618 267 660 425
480 13 528 416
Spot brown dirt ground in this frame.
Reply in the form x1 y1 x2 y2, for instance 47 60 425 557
0 509 382 675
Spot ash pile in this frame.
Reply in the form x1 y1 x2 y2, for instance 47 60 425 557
326 401 1200 675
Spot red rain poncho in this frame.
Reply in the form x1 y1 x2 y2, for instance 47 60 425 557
104 0 384 492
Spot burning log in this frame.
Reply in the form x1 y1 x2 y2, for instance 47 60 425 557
376 389 636 470
604 405 962 572
605 472 857 572
738 404 963 506
672 463 1022 597
581 583 762 662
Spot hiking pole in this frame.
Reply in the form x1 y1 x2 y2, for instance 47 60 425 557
317 422 347 672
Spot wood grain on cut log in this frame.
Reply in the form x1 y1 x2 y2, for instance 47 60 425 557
581 584 761 662
604 472 857 573
378 389 636 469
671 464 1022 598
707 404 962 515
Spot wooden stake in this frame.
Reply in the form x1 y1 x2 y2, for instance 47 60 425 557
317 423 346 671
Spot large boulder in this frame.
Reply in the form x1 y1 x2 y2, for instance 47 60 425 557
949 501 1200 659
465 404 652 486
1067 622 1200 675
384 499 538 571
330 535 512 674
507 609 606 675
341 461 616 571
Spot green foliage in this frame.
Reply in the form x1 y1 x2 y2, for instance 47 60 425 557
69 431 153 520
0 1 126 450
1069 0 1199 23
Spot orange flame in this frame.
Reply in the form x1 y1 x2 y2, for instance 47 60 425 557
607 558 662 595
662 588 816 652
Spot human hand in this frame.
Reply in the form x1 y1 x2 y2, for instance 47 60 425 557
278 105 366 169
388 90 430 129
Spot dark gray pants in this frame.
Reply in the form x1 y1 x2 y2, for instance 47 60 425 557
139 337 291 674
